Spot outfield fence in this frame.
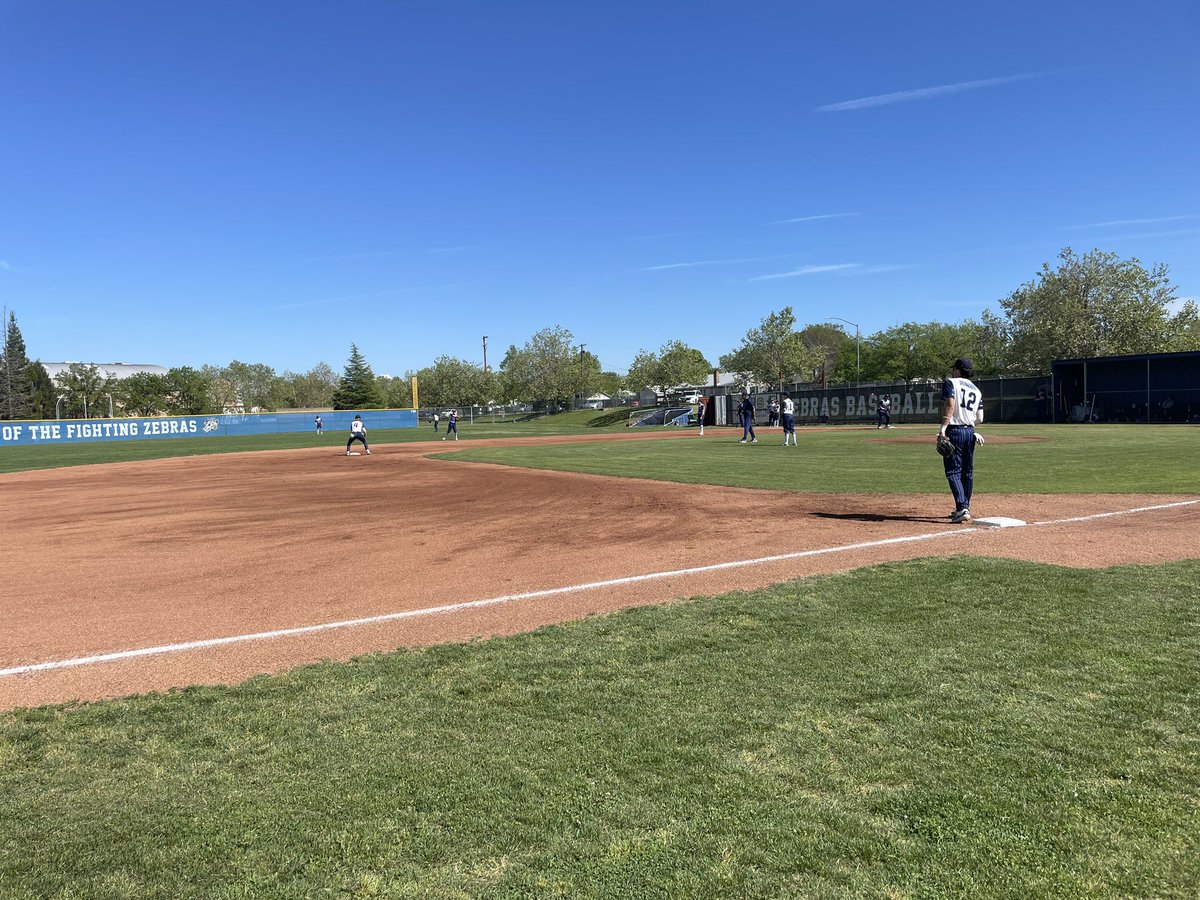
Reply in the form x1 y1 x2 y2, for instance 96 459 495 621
0 409 418 448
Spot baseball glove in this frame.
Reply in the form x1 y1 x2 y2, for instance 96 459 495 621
936 434 955 458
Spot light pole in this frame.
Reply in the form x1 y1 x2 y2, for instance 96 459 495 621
482 336 488 373
829 316 860 387
56 395 66 419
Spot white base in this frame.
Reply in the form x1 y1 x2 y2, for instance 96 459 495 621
974 516 1026 528
347 451 362 456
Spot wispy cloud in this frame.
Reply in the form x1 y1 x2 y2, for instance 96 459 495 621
642 255 787 272
816 71 1050 112
843 263 922 276
1066 228 1200 243
749 264 859 282
0 260 11 271
767 213 859 225
1064 214 1199 229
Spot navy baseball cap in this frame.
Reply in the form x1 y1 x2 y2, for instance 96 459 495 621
953 357 974 374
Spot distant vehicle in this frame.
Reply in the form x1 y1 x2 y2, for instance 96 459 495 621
584 401 604 410
678 392 702 404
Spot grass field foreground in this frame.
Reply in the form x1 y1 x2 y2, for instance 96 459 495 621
2 557 1198 898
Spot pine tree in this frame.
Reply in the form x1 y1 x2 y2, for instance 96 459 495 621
331 344 383 410
1 311 36 420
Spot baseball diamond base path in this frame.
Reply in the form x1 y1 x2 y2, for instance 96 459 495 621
2 433 1197 710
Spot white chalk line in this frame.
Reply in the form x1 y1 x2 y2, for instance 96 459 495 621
1030 498 1199 527
3 498 1196 678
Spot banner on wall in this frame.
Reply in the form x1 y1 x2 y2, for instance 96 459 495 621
0 410 418 447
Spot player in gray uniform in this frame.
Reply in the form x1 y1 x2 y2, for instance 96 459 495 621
938 357 982 523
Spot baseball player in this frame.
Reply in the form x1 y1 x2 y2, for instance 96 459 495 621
346 414 371 455
697 396 707 436
876 395 893 428
937 357 982 523
737 393 757 443
443 410 459 441
314 415 323 435
781 394 796 446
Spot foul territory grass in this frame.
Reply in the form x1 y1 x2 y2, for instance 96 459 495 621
2 557 1197 898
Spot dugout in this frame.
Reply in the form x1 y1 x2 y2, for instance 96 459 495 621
1051 351 1200 423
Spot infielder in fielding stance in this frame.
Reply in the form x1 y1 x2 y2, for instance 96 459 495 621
443 410 459 441
938 357 982 523
346 414 371 455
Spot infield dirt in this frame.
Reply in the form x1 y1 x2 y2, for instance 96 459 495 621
2 432 1197 710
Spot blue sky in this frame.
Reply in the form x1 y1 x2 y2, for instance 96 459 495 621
3 0 1197 377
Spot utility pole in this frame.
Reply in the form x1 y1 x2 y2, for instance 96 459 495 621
482 336 488 373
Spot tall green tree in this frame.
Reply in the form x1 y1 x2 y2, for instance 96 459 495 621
498 326 580 409
278 362 339 409
117 372 170 416
332 344 383 410
860 321 994 384
720 307 821 389
626 341 711 400
799 324 853 387
164 367 212 415
415 356 489 409
55 363 115 418
992 247 1191 373
1 310 37 419
28 361 56 420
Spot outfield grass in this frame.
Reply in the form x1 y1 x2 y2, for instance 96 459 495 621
5 419 1197 495
2 557 1197 898
441 423 1200 494
0 411 622 474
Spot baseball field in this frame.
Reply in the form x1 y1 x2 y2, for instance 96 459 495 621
1 418 1197 897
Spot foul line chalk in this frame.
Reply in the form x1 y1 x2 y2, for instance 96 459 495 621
4 498 1197 678
1031 498 1199 527
2 529 975 677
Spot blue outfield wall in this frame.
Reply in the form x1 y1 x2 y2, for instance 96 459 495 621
0 409 418 447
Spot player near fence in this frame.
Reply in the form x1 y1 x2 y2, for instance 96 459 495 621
876 395 893 428
314 415 323 435
345 414 371 455
937 357 982 523
696 396 707 436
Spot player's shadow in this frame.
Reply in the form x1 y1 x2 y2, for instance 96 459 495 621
811 512 948 524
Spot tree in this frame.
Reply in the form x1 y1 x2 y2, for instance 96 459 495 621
28 361 56 420
117 372 170 416
498 326 579 409
278 362 339 409
164 367 212 415
626 341 711 401
55 363 115 418
0 310 37 419
860 321 993 384
798 324 853 387
994 248 1189 373
720 307 821 389
331 344 383 410
415 356 489 409
379 374 414 409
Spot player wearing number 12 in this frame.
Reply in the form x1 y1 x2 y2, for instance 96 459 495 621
938 357 982 524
